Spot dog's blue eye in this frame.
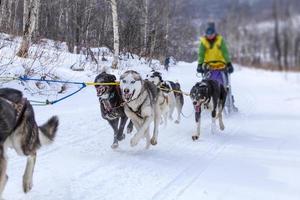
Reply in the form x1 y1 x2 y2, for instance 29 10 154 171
131 81 135 84
122 80 126 83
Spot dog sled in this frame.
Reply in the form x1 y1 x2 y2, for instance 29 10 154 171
199 60 238 114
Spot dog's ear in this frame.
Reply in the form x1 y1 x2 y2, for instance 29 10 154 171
94 74 100 83
190 85 197 96
153 71 163 82
195 82 202 87
109 74 116 82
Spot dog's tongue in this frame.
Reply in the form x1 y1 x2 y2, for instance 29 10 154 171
195 105 201 113
124 93 132 101
102 100 112 112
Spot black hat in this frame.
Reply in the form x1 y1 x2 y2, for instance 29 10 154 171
205 22 216 36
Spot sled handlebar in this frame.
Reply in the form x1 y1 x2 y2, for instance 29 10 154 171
203 60 227 66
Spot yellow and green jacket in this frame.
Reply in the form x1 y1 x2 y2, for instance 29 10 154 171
198 35 231 70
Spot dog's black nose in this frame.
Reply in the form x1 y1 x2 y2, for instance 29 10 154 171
193 101 197 105
124 88 129 94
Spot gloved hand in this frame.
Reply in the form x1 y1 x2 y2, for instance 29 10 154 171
197 63 204 73
227 62 234 74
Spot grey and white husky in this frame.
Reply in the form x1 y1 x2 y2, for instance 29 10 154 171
120 70 160 149
0 88 59 199
146 71 184 124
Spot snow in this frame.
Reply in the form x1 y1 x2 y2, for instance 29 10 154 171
1 36 300 200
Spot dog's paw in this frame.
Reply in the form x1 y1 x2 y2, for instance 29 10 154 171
111 142 119 149
211 124 217 134
23 179 33 193
130 136 139 147
150 137 157 145
174 120 180 124
4 174 8 186
192 135 199 141
145 141 151 149
220 124 225 131
117 134 125 141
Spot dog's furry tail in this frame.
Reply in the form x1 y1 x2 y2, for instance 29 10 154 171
38 116 59 146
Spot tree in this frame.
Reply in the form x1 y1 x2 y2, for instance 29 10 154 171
108 0 120 69
17 0 40 58
272 0 282 70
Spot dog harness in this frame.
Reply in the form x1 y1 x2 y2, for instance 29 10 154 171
0 96 27 130
126 88 149 120
99 86 124 120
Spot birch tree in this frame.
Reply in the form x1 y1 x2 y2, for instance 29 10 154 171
0 0 7 29
13 0 20 32
143 0 149 54
108 0 119 69
17 0 40 58
7 0 13 31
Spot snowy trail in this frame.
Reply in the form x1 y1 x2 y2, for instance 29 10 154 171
3 63 300 200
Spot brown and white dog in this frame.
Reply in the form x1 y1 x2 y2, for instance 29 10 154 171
0 88 59 199
120 70 160 149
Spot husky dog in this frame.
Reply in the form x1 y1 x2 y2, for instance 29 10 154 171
120 70 160 149
0 88 59 199
190 80 226 140
146 71 184 124
145 72 169 126
94 71 133 149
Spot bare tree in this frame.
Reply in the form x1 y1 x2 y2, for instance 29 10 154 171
0 0 7 29
143 0 149 54
108 0 119 69
17 0 40 58
273 0 282 70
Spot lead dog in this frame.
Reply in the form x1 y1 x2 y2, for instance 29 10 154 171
146 71 184 124
94 71 133 149
0 88 59 199
190 79 226 140
120 70 160 149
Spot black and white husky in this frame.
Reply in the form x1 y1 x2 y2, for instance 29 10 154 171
146 71 184 124
189 80 227 140
120 70 160 149
0 88 59 199
94 71 133 149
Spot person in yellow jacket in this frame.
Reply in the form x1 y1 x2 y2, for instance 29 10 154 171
197 22 233 85
197 22 238 112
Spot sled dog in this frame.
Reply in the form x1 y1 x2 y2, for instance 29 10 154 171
189 79 226 140
0 88 59 198
120 70 160 149
146 71 184 124
94 71 133 149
